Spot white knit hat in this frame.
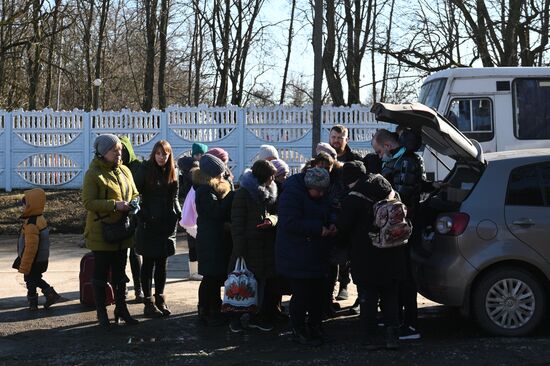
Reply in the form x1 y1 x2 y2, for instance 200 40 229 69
257 145 279 160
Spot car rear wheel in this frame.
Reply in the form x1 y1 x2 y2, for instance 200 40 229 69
472 267 545 336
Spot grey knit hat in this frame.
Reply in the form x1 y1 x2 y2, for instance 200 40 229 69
200 153 226 178
94 134 120 157
304 167 330 191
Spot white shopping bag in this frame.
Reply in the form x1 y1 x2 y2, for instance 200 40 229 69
221 257 258 313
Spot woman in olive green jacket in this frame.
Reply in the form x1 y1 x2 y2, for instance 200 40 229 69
82 134 140 328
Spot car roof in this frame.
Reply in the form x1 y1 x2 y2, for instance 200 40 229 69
485 149 550 162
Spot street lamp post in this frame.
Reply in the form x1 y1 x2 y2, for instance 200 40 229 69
92 78 102 110
312 0 323 156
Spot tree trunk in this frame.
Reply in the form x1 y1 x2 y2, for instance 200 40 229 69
322 0 345 106
142 0 158 111
44 0 61 108
27 0 42 110
280 0 296 105
157 0 169 110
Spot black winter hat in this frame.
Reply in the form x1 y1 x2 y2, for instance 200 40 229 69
342 161 367 186
200 153 226 178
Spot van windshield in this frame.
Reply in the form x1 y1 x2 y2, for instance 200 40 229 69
418 78 447 110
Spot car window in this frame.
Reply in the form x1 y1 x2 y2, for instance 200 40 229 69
446 98 494 142
418 78 447 110
506 164 548 206
513 78 550 140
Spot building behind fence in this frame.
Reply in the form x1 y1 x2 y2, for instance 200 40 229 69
0 105 389 191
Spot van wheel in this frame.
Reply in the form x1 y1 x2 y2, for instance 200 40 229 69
472 267 544 336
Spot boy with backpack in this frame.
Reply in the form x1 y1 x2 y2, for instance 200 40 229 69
335 161 408 350
13 188 61 310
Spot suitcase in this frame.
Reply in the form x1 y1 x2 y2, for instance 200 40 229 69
79 252 115 307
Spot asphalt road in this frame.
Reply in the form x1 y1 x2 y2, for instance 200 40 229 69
1 234 550 366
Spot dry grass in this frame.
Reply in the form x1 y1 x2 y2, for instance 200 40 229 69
0 190 85 235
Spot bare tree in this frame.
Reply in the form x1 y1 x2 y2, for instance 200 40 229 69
280 0 296 104
157 0 169 109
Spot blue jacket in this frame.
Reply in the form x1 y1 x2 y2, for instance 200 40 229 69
275 173 331 279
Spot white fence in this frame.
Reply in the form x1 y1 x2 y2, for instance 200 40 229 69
0 105 389 191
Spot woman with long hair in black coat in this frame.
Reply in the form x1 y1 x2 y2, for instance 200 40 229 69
134 140 181 318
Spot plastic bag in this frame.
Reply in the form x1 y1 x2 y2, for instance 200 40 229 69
221 257 258 313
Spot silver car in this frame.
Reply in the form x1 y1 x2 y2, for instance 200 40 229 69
372 102 550 336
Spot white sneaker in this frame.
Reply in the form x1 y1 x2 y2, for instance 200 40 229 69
189 273 203 281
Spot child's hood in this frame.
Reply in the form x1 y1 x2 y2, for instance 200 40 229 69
120 136 138 164
22 188 46 217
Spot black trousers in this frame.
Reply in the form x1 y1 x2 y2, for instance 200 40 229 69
128 248 142 291
141 256 168 298
257 278 281 320
93 250 127 287
399 256 418 327
399 224 420 328
188 236 198 262
25 271 51 297
289 278 325 330
198 275 225 314
360 280 399 334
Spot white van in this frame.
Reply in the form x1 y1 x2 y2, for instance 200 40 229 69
418 67 550 180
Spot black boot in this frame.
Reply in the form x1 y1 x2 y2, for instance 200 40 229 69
93 281 110 328
27 294 39 311
114 284 139 325
154 294 171 316
143 297 163 318
43 287 61 309
197 306 209 326
134 283 144 303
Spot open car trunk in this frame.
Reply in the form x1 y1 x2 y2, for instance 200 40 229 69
370 102 487 249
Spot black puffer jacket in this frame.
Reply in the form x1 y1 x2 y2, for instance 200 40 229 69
133 161 181 258
336 173 407 285
381 148 426 218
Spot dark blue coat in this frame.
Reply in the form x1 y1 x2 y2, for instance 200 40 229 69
275 173 331 279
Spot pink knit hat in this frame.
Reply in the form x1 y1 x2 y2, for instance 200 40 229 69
207 148 229 163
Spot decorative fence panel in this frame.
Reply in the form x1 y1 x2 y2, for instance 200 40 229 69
1 105 389 191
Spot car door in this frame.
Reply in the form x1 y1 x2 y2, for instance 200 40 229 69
505 162 550 262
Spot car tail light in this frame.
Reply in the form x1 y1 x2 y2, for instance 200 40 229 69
435 213 470 236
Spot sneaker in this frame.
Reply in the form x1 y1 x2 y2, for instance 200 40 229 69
189 273 203 281
336 287 349 301
229 318 245 333
398 325 421 340
248 316 274 331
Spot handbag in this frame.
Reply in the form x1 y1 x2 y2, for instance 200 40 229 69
100 214 136 244
221 257 258 313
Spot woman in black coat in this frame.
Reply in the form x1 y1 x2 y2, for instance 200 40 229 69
195 153 234 326
230 160 278 331
134 140 181 318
